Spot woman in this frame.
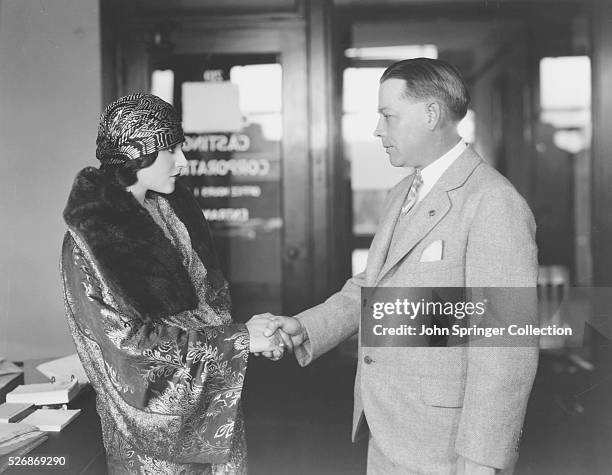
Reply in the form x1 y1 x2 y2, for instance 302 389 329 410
61 93 282 474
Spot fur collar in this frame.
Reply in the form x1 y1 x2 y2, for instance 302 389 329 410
63 167 218 322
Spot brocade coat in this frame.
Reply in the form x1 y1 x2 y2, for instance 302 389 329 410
61 167 248 474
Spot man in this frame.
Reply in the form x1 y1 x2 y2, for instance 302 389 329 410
259 58 538 474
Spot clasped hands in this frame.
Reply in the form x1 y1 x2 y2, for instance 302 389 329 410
245 313 306 360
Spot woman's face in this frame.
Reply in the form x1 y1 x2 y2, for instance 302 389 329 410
135 144 188 195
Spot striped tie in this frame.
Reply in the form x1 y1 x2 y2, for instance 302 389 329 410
401 168 423 215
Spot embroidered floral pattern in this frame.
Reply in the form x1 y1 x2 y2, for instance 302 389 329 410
142 341 192 383
104 361 135 395
214 419 235 439
226 332 249 362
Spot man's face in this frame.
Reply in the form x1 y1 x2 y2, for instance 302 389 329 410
374 78 430 168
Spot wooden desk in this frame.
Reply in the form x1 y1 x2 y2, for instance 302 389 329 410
5 360 106 474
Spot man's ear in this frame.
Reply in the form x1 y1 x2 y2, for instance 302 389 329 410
425 101 442 130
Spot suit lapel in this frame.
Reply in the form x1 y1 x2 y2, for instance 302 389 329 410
367 175 414 284
373 146 483 284
376 188 451 283
366 174 413 284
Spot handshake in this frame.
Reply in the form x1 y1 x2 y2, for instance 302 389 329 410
244 313 307 360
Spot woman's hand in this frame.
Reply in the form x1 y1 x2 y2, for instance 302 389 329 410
245 316 285 358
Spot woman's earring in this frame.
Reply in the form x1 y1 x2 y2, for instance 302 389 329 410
126 186 132 193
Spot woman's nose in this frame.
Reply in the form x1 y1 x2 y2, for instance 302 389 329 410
175 149 187 167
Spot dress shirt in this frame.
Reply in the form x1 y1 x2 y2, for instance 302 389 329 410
417 139 467 203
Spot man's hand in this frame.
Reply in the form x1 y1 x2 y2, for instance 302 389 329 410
248 313 308 361
456 456 496 475
262 314 307 349
245 316 285 359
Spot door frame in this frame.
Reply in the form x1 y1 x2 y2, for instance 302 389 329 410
104 7 315 315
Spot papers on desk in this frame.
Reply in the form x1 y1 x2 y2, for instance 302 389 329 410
0 359 22 377
0 422 35 444
0 403 35 423
6 379 79 406
0 429 46 456
0 373 24 405
20 409 81 432
36 354 89 390
0 422 47 471
0 358 25 404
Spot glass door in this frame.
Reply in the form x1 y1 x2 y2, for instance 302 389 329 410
152 53 284 322
121 22 310 322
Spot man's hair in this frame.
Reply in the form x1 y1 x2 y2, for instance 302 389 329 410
380 58 470 121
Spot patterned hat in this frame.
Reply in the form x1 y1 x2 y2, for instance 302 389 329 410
96 93 184 165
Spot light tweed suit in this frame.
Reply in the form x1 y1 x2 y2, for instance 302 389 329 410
294 147 539 474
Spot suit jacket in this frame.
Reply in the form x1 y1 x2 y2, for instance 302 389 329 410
294 147 538 474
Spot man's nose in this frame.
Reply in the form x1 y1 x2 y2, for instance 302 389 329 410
373 118 384 137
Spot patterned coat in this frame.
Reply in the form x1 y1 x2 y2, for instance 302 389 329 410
61 167 248 474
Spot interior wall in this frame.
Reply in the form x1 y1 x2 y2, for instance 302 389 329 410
0 0 102 360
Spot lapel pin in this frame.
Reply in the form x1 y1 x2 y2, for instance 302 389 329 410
428 210 436 217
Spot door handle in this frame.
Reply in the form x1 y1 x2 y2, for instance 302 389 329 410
285 246 301 260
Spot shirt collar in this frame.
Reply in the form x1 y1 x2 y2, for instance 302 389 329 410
417 139 467 202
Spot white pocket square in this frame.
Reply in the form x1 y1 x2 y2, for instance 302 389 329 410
420 240 444 262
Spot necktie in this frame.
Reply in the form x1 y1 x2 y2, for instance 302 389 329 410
401 168 423 215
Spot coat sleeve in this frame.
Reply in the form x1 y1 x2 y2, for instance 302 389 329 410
455 187 539 469
61 231 248 464
293 271 365 366
292 181 404 366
